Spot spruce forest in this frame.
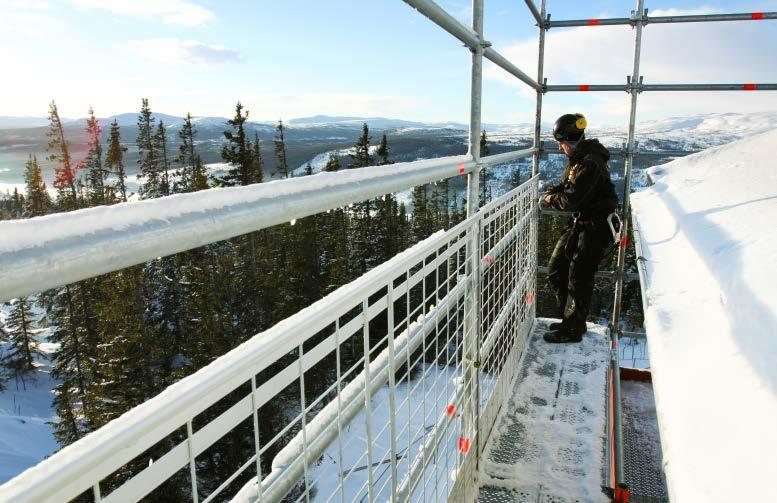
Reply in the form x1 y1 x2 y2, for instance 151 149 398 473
0 99 642 501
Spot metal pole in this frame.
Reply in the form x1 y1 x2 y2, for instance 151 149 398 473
545 84 628 92
641 83 777 91
546 83 777 92
531 0 547 178
610 0 645 492
402 0 539 90
548 11 777 28
462 0 484 481
523 0 543 27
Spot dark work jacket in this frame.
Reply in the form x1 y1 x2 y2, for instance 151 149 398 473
548 138 617 219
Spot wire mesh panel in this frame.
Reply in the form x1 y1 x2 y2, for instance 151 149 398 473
477 176 539 451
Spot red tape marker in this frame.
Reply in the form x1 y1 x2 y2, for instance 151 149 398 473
526 293 534 304
446 404 456 416
458 437 471 453
743 83 757 91
482 255 494 266
587 19 600 26
579 84 590 91
620 235 629 249
752 12 765 20
458 164 466 175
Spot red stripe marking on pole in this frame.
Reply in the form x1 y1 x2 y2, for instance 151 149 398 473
526 293 534 304
458 164 466 175
620 235 629 249
446 404 456 416
587 19 600 26
752 12 765 20
579 84 590 91
458 437 471 453
743 83 757 91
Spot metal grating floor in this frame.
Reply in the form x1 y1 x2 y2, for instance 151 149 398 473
621 380 669 503
478 319 611 503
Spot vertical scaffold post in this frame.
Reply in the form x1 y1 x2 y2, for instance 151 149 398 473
610 0 645 495
464 0 484 480
531 0 547 179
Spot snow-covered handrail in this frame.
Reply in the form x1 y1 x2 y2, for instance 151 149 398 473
1 178 539 503
0 148 535 302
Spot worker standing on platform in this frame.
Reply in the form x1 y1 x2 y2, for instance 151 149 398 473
542 113 618 343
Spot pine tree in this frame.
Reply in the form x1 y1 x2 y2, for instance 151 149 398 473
411 185 433 242
23 154 51 216
176 113 198 192
46 100 78 209
376 133 390 165
136 98 160 199
3 297 41 378
49 284 94 445
273 119 290 178
251 131 264 184
479 130 491 207
510 163 521 188
154 121 172 196
84 107 109 206
373 133 398 263
324 154 340 172
348 124 376 274
191 154 209 191
105 119 128 202
219 102 258 187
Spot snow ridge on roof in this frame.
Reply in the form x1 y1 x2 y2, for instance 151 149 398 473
630 128 777 503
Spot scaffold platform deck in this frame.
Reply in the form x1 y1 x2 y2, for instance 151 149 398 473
477 318 611 503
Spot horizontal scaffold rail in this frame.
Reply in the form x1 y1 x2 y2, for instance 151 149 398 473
545 83 777 92
402 0 540 90
548 11 777 28
0 148 534 302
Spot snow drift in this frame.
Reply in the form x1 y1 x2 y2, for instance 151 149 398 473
630 128 777 503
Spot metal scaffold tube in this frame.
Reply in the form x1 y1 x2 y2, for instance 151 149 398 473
531 0 547 178
463 0 484 491
641 83 777 91
546 83 777 92
548 11 777 28
402 0 539 91
523 0 544 27
545 84 628 92
609 0 645 495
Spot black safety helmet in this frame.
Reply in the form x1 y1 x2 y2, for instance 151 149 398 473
553 113 587 143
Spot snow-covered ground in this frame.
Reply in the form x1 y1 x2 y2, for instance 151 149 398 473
0 303 59 485
631 128 777 502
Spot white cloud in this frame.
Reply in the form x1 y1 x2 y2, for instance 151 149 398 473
70 0 214 26
237 93 424 122
124 39 240 66
485 7 777 122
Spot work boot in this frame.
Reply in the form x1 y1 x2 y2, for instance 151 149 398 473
543 325 584 344
548 320 587 332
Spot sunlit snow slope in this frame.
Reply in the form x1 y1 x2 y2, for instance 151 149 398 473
630 128 777 503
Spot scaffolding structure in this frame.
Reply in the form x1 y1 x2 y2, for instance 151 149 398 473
0 1 775 502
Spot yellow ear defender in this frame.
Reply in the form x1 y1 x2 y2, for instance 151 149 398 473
575 115 587 130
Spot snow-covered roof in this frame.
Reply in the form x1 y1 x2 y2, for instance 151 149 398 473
630 128 777 503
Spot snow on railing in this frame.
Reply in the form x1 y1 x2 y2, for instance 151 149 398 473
0 178 538 503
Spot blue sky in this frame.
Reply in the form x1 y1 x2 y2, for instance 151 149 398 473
1 0 776 126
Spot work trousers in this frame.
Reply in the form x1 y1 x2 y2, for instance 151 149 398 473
547 220 612 329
